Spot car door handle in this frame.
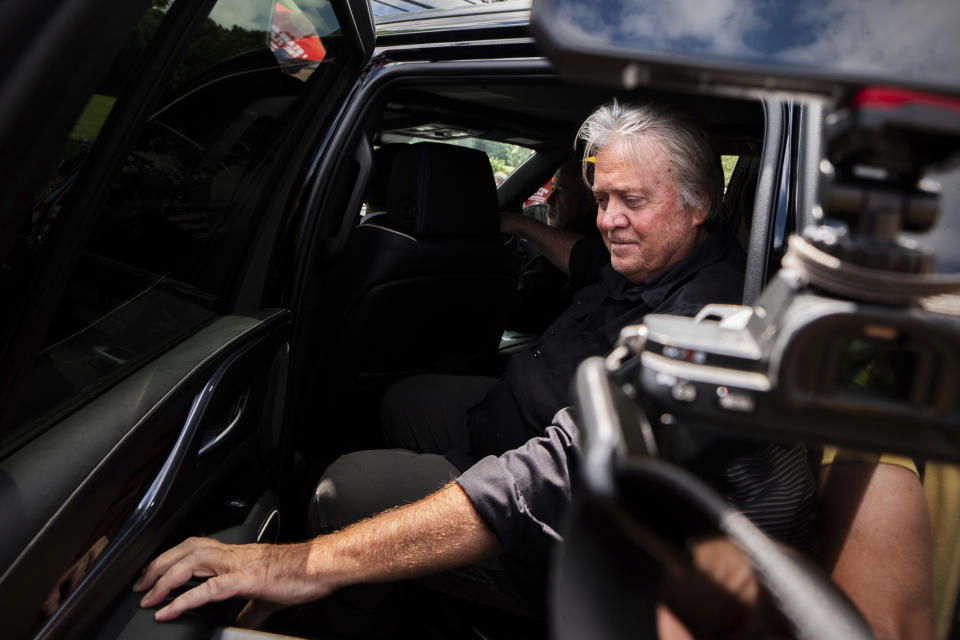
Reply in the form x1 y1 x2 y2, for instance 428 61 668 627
198 389 249 457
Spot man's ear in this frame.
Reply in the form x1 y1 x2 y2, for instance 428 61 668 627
690 199 710 227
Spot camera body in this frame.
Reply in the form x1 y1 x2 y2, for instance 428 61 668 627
634 265 960 461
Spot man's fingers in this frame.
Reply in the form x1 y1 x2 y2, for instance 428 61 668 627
139 560 196 608
154 574 246 622
134 537 217 592
140 553 217 608
136 539 313 624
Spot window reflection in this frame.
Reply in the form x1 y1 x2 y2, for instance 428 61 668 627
550 0 960 89
9 0 343 438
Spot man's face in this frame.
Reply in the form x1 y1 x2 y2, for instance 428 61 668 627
593 138 708 283
546 164 591 229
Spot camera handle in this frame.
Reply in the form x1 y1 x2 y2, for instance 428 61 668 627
568 355 875 640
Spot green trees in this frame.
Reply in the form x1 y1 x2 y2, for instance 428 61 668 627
451 138 532 175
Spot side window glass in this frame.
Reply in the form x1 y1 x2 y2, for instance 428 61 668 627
401 135 534 184
7 0 345 442
722 155 738 190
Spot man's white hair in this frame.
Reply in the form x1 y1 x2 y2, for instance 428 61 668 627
577 100 723 222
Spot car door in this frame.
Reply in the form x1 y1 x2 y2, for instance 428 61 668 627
0 1 375 639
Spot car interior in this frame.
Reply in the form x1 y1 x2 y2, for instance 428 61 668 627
288 74 768 473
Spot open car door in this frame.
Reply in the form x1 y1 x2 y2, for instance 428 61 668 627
0 1 374 639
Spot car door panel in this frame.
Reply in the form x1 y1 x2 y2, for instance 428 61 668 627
0 310 290 640
96 591 306 640
92 491 285 640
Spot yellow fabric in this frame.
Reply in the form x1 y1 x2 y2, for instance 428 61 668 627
923 463 960 639
821 447 960 638
820 446 918 476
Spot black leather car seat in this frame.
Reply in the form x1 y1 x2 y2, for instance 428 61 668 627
321 141 517 394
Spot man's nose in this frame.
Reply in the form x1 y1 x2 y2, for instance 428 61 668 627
597 203 628 230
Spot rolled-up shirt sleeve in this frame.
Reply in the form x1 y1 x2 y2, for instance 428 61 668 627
455 408 580 554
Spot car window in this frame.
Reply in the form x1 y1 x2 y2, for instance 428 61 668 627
406 136 534 184
4 0 348 446
721 155 738 189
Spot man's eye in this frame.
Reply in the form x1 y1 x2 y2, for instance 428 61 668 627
625 198 645 208
595 197 607 209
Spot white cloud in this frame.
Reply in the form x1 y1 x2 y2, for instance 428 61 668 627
781 0 960 85
554 0 767 57
553 0 959 88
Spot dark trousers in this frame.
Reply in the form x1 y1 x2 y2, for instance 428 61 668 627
379 374 498 465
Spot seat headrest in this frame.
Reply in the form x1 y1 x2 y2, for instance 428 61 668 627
385 142 499 237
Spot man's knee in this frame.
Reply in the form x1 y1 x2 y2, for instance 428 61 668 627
308 449 460 536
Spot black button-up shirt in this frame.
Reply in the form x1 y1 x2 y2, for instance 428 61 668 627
466 230 745 460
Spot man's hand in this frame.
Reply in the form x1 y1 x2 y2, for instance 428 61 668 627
133 537 331 628
133 484 499 628
498 213 582 274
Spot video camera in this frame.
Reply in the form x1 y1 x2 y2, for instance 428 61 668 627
593 88 960 466
557 91 960 640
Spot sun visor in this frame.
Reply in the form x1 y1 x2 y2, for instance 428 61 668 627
530 0 960 104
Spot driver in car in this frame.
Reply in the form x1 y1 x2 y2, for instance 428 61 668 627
134 102 933 639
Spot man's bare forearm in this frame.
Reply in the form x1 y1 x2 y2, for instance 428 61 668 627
500 213 584 274
313 482 501 587
135 483 501 623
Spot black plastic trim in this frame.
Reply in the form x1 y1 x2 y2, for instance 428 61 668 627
0 310 288 640
743 100 788 305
